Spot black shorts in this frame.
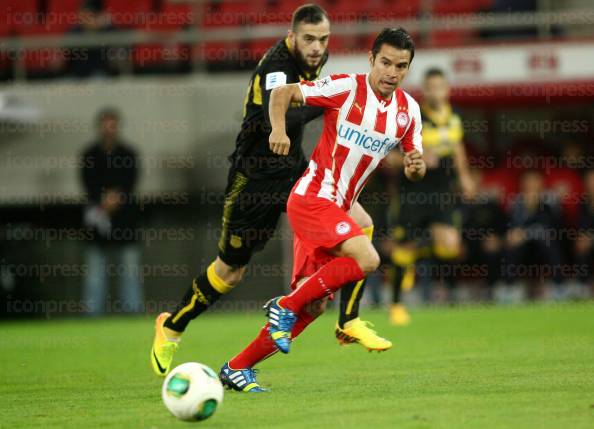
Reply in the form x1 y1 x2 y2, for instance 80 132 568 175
217 169 296 267
390 189 461 243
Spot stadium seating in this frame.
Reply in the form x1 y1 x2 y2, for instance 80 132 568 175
132 2 193 71
104 0 153 29
47 0 83 32
0 0 512 73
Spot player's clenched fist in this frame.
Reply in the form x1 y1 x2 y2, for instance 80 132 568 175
269 129 291 156
404 149 426 182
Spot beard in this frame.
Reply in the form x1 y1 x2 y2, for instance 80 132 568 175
294 40 323 74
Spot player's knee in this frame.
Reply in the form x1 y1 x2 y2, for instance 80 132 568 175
356 248 380 274
353 207 373 229
433 229 461 260
434 239 461 260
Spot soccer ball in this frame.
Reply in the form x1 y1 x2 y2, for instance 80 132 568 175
162 362 224 421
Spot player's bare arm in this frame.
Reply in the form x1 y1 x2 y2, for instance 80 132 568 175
404 149 426 181
269 84 305 156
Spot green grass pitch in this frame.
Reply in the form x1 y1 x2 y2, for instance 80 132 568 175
2 303 594 428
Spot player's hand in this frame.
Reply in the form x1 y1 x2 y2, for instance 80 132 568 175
269 129 291 156
404 149 426 181
101 189 121 213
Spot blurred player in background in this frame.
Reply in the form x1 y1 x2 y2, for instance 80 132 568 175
151 3 390 378
388 68 475 325
220 28 425 392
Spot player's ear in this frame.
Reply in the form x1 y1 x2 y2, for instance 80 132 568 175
287 29 296 47
368 51 374 67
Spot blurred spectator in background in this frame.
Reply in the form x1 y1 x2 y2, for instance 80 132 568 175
503 170 564 300
575 170 594 293
80 107 142 315
546 140 585 227
461 169 507 300
68 0 118 78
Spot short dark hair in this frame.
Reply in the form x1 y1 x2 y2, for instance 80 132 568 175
371 27 415 62
424 67 446 80
96 107 120 124
291 4 328 31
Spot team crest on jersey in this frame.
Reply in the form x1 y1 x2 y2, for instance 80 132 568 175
335 221 351 236
316 77 330 88
230 235 243 249
396 111 409 128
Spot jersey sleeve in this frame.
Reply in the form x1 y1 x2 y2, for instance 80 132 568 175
400 98 423 154
298 74 353 109
260 61 324 127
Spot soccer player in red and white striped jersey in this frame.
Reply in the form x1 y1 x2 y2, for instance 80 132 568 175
220 28 426 391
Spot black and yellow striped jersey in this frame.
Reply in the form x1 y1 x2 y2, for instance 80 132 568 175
399 103 464 193
229 38 328 179
421 103 463 158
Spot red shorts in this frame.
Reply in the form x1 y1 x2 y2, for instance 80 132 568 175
287 192 364 289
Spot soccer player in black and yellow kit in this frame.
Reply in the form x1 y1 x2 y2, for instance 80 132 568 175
151 4 391 380
388 67 475 325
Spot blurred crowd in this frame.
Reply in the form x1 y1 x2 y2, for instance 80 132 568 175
365 141 594 307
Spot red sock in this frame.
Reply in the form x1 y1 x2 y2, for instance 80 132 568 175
229 310 317 369
281 257 364 314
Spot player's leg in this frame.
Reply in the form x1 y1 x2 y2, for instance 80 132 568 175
82 244 108 316
152 260 248 377
151 170 277 376
117 244 143 314
389 238 416 326
262 194 381 353
431 224 462 261
335 202 391 351
220 277 327 392
387 210 423 326
281 234 379 312
338 202 373 327
163 258 246 336
264 233 379 353
164 171 290 336
430 221 462 301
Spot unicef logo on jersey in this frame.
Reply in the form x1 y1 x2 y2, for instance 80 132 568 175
337 124 396 155
335 221 351 236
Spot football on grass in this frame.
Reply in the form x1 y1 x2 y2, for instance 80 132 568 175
162 362 224 421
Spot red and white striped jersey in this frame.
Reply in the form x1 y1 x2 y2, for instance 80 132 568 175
293 73 423 211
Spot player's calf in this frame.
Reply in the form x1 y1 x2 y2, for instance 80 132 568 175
164 259 243 334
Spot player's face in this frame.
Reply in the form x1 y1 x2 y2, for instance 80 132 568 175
289 19 330 72
100 117 118 140
520 172 544 195
368 44 411 98
423 75 450 107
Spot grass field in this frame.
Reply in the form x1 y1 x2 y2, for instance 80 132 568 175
2 303 594 428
